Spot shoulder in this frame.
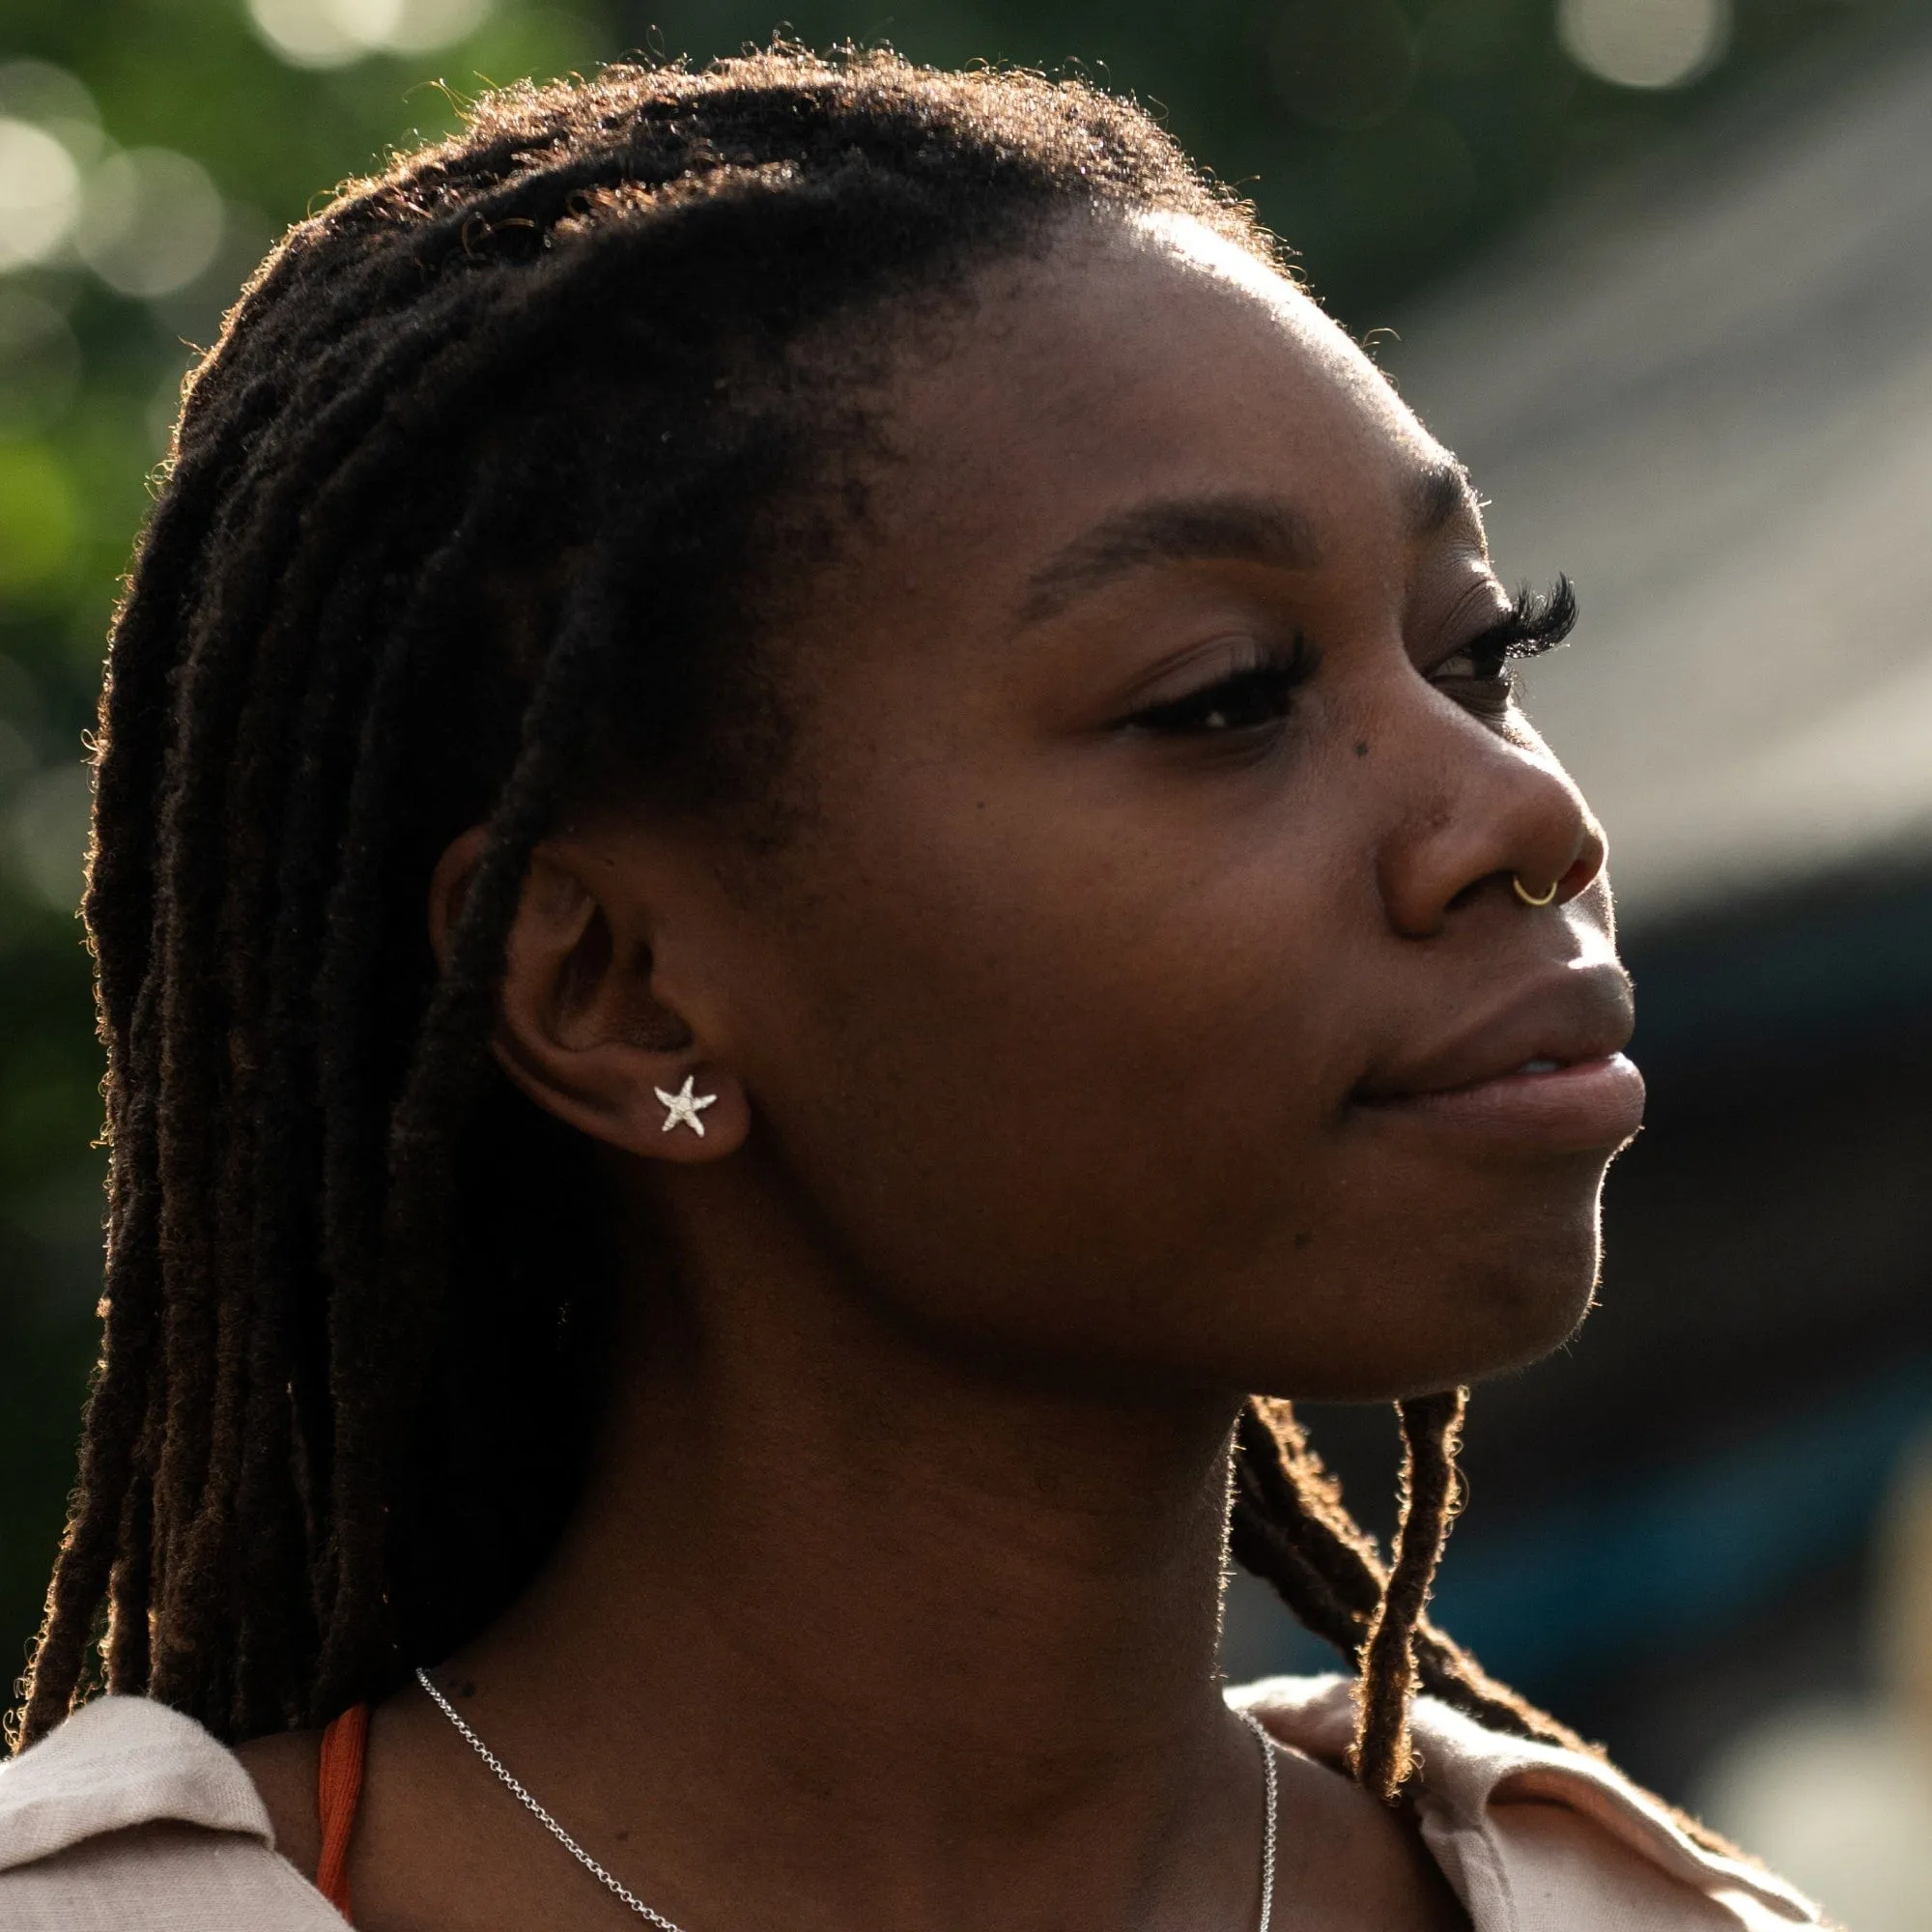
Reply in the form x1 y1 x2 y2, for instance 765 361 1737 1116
0 1696 336 1931
1229 1675 1835 1932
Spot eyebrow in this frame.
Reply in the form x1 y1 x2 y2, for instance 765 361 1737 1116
1410 457 1482 538
1015 465 1483 628
1016 494 1321 626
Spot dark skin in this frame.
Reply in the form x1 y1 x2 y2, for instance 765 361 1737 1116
238 214 1636 1930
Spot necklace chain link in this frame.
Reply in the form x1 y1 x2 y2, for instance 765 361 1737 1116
1249 1705 1278 1932
416 1666 1278 1932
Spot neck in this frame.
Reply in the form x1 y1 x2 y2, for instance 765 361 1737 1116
441 1155 1257 1926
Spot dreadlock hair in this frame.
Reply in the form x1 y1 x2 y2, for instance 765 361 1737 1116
14 45 1587 1799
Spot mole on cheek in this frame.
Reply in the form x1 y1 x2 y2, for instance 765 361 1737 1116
1354 742 1370 758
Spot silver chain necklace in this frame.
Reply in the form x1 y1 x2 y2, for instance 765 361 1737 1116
416 1667 1278 1932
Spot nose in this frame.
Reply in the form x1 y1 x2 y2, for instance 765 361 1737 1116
1376 715 1605 941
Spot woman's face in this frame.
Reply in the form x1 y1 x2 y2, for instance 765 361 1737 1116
634 215 1641 1404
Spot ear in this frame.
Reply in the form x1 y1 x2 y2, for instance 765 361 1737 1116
428 826 750 1164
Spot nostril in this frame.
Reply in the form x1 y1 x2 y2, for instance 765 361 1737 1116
1557 851 1603 902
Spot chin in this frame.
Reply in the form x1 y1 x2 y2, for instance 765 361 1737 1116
1251 1215 1605 1405
1435 1236 1602 1390
1391 1160 1611 1389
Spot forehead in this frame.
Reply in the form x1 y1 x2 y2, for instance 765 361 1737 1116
859 213 1466 568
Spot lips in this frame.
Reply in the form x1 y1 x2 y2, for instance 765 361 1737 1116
1354 964 1634 1104
1351 966 1645 1151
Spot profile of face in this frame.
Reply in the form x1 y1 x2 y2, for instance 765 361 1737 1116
472 212 1642 1411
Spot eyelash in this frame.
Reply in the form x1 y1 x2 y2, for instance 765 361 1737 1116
1125 634 1319 737
1434 576 1578 696
1121 575 1577 740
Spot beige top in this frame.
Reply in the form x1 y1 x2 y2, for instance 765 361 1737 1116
0 1674 1830 1930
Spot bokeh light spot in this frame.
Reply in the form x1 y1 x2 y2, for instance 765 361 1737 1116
0 59 102 170
0 121 82 271
245 0 363 68
353 0 496 54
75 150 226 299
248 0 497 69
1556 0 1732 90
0 60 96 128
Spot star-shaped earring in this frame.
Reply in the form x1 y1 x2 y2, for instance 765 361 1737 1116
654 1073 719 1137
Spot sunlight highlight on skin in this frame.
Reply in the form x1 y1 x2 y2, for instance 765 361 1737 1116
1122 209 1416 427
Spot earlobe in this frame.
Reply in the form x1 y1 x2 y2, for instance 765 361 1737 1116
497 1032 752 1165
497 1028 751 1164
430 828 751 1164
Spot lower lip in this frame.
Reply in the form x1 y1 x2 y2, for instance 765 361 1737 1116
1356 1053 1646 1151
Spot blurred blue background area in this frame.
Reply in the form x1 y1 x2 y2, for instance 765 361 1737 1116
4 0 1931 1918
1439 1358 1932 1691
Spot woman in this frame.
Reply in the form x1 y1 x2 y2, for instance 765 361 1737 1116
0 49 1821 1931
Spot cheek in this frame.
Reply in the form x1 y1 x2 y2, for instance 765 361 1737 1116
738 763 1356 1357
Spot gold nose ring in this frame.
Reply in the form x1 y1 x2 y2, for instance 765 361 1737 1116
1512 875 1559 908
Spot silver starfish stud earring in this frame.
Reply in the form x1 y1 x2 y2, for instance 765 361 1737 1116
654 1073 718 1137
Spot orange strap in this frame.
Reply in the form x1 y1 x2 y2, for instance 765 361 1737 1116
315 1702 369 1920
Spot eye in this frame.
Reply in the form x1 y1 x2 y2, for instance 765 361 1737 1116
1124 635 1317 736
1431 576 1577 715
1433 635 1513 689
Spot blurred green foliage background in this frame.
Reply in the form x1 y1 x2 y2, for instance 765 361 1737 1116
0 0 1917 1703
